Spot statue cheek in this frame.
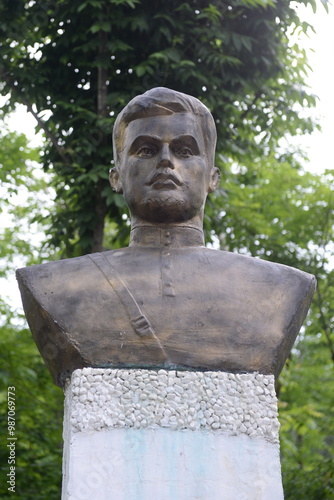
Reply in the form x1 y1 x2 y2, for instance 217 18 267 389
124 161 142 181
192 165 207 183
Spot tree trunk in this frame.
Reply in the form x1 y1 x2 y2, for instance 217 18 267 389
91 21 109 253
92 178 107 253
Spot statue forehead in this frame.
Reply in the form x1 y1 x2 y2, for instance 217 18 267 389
123 112 205 146
121 86 209 119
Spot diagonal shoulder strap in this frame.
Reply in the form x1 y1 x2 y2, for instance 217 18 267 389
88 252 168 360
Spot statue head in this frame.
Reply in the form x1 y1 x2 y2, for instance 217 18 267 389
110 87 220 225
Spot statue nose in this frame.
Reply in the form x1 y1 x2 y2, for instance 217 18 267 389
157 144 174 169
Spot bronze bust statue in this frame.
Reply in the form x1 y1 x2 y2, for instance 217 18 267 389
16 87 316 387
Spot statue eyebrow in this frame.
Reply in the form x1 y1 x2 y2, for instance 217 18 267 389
170 135 200 154
129 135 162 153
128 134 200 155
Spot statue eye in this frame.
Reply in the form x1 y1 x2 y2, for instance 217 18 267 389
175 146 193 158
137 146 156 157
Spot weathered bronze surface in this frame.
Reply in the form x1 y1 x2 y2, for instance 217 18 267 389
16 87 316 387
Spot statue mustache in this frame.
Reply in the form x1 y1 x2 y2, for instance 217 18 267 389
147 171 183 186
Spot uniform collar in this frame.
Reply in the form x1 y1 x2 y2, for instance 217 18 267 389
129 225 205 248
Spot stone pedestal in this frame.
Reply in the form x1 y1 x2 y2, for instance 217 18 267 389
62 368 284 500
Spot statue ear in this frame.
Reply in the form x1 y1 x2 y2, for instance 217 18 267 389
109 167 123 194
208 167 220 193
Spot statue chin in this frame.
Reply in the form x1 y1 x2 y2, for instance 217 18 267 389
129 196 200 224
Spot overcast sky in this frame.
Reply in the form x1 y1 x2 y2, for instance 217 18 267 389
293 2 334 173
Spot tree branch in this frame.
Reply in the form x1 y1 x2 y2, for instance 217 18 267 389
240 90 262 121
0 69 70 164
22 98 71 165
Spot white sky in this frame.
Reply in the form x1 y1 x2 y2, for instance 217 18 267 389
1 2 333 310
293 2 334 173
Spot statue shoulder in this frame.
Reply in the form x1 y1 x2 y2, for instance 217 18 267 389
204 248 316 289
16 249 126 291
202 248 316 376
16 254 87 286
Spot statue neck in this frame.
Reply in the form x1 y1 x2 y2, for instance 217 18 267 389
129 223 205 248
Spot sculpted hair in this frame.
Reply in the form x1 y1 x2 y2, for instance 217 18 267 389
112 87 217 168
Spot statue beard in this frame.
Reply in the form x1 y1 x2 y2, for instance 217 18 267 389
129 194 201 223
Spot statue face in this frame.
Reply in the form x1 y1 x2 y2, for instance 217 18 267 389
114 113 218 224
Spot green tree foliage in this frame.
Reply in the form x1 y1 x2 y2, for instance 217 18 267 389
0 310 63 500
0 129 63 499
0 128 41 269
279 328 334 499
0 0 323 256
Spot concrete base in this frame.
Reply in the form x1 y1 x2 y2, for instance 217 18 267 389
62 368 284 500
63 428 283 500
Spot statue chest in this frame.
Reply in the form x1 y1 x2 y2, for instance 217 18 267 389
17 247 314 384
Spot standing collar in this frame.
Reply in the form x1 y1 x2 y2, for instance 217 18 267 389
129 225 205 248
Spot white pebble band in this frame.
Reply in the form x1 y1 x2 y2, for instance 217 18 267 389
67 368 280 444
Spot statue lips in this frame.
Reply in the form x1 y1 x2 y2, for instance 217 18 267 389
147 172 182 190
